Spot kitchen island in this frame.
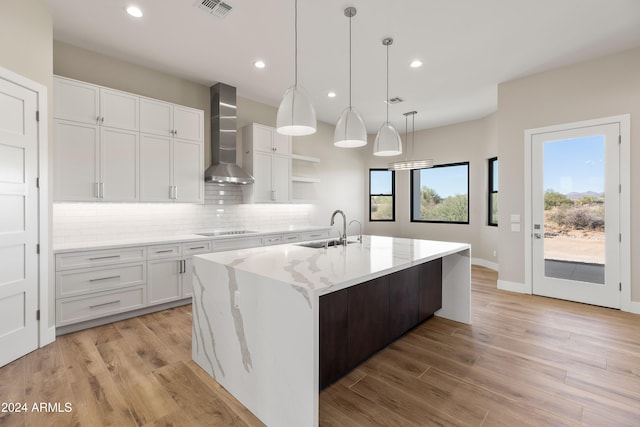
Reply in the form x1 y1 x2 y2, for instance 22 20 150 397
191 235 470 427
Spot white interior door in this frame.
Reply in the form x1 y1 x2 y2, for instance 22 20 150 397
531 122 620 308
0 76 39 367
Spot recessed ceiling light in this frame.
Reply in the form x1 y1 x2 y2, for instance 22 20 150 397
327 92 336 98
126 5 143 18
254 60 266 69
410 59 423 68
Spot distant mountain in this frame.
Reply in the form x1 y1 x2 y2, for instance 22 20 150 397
565 191 604 200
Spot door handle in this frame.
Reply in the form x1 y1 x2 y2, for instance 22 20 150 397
534 233 542 239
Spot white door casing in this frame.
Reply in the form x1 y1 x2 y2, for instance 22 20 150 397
524 115 631 311
0 73 39 367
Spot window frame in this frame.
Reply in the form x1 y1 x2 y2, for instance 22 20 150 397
488 157 498 227
410 161 470 224
369 168 396 222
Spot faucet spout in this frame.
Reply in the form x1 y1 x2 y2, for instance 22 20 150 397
330 210 347 245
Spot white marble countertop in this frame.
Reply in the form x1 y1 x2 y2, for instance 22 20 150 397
53 225 332 253
195 235 470 296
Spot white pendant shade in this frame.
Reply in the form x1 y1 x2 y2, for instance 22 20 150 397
373 122 402 156
334 107 367 147
276 85 317 136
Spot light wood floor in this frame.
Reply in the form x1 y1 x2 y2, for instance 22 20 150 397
1 266 639 426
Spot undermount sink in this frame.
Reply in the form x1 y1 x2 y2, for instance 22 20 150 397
296 239 357 249
196 230 259 237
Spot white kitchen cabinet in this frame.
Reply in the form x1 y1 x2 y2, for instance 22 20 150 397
147 241 212 302
140 97 204 142
243 123 291 203
54 76 203 203
54 119 139 201
140 134 203 203
54 76 139 131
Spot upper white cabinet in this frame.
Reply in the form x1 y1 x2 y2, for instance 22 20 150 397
250 122 291 155
54 76 139 131
53 76 203 203
140 97 204 142
140 135 203 203
243 123 291 203
53 120 139 201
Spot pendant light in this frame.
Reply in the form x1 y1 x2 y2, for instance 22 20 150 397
276 0 317 136
333 7 367 148
388 111 434 170
373 37 402 156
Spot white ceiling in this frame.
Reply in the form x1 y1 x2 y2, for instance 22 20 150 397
43 0 640 132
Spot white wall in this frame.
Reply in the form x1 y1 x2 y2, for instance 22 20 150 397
364 115 499 267
497 47 640 302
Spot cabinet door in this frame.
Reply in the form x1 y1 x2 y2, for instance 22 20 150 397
348 276 389 367
251 124 275 153
140 97 173 137
252 151 273 202
173 139 203 203
148 258 182 304
272 155 290 202
173 106 204 142
388 266 420 340
54 120 100 201
140 133 173 201
272 131 291 155
53 77 99 124
419 259 443 322
319 289 349 389
101 127 139 201
100 88 139 131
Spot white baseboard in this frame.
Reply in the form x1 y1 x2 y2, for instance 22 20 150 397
471 258 498 271
40 325 56 347
497 279 530 294
626 301 640 315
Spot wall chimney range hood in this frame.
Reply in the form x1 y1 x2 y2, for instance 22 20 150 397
204 83 254 185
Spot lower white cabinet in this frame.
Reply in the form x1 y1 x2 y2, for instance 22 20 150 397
54 229 330 332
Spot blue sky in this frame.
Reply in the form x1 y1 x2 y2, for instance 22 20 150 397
544 135 604 194
415 164 468 198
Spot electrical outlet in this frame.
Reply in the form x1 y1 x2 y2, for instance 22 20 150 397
493 250 497 257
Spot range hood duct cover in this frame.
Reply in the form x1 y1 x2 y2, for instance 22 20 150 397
205 83 254 184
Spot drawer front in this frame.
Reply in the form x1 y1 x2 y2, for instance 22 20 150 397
182 240 212 256
147 243 182 259
57 262 146 298
213 236 264 251
56 286 146 326
264 234 283 246
282 233 300 244
56 246 146 271
300 230 331 241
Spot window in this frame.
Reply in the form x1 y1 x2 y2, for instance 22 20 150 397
488 157 498 226
410 162 469 224
369 169 395 221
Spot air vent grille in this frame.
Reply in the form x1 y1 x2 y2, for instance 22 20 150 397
197 0 233 18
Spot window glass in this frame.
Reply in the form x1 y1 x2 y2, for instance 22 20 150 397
370 169 395 221
489 157 498 226
411 162 469 223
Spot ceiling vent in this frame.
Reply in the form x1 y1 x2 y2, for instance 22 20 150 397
197 0 232 18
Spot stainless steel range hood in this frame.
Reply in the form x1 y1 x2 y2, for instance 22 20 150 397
204 83 254 185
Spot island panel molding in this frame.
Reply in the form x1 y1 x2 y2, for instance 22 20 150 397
192 235 471 427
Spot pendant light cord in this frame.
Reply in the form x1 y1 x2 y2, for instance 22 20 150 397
294 0 298 87
385 41 389 123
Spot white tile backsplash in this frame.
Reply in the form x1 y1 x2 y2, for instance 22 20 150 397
53 184 313 246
